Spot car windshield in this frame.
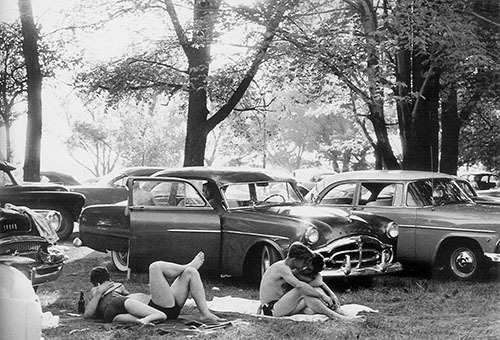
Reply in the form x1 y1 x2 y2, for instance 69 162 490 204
223 181 302 208
407 178 472 206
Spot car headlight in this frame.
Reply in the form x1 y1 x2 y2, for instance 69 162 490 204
45 211 62 231
304 227 320 245
385 221 399 238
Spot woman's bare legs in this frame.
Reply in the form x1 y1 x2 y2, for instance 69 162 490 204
113 299 166 324
148 252 224 322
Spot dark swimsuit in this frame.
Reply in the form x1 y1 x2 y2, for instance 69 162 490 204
148 300 182 320
97 282 182 322
97 288 129 323
262 300 278 316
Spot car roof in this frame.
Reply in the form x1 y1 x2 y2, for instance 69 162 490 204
121 167 166 176
40 171 81 185
319 170 456 184
153 166 295 185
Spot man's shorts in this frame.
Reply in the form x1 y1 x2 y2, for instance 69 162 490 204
262 300 278 316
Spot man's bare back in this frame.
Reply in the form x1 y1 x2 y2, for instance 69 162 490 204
259 260 293 305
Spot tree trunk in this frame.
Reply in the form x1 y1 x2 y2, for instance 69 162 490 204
395 49 414 170
179 0 296 166
183 49 210 166
358 0 400 170
440 88 460 175
410 54 440 172
18 0 42 181
5 123 12 162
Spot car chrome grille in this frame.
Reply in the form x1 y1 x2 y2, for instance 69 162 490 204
319 235 392 274
0 239 45 265
326 244 381 268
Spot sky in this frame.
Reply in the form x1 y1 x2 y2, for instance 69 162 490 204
1 0 256 181
1 0 177 181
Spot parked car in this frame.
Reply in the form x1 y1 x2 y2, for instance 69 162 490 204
40 171 81 186
305 170 500 281
455 178 500 205
0 161 85 240
0 204 66 288
70 166 166 207
78 167 402 282
460 172 499 190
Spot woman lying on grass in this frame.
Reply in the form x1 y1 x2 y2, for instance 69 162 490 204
84 252 224 325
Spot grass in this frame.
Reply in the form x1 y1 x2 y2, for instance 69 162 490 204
38 240 500 340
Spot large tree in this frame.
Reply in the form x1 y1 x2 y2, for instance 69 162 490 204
272 0 497 173
0 22 25 162
18 0 42 181
73 0 300 166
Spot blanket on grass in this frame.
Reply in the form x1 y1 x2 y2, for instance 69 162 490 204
205 296 379 322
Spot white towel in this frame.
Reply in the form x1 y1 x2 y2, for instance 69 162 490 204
205 296 378 322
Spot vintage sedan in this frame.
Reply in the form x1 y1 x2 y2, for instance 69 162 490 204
0 204 66 288
70 166 166 207
0 161 85 240
306 170 500 281
78 167 402 281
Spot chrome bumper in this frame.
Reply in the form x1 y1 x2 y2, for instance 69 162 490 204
484 253 500 262
322 261 403 277
30 262 64 286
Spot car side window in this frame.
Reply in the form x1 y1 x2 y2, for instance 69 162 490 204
359 182 402 207
0 171 13 186
178 184 205 207
224 183 252 208
132 180 205 207
319 183 356 205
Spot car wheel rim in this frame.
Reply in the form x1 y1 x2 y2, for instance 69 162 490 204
450 248 476 278
112 250 129 272
261 247 271 276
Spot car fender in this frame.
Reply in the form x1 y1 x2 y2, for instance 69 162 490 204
236 238 285 277
431 228 498 265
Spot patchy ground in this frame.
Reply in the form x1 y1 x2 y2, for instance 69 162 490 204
37 239 500 340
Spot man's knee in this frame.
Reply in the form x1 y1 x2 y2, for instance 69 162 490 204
149 261 164 273
182 266 200 278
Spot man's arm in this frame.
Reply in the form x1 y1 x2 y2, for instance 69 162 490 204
281 266 331 304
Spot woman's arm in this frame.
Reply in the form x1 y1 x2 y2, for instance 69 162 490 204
321 282 341 308
83 283 113 319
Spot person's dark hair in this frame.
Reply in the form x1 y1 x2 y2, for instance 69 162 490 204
203 181 219 200
90 266 110 286
310 252 325 275
287 242 313 261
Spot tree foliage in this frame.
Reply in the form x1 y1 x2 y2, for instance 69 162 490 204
0 20 54 163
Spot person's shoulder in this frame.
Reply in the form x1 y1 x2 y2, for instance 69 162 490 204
270 260 293 273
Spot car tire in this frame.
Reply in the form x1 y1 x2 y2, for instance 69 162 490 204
111 250 129 272
442 243 485 281
245 244 281 284
260 244 280 278
56 210 74 241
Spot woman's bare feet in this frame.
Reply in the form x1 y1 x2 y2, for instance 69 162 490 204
187 251 205 270
136 318 155 326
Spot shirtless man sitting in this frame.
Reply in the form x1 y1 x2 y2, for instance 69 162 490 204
259 242 360 321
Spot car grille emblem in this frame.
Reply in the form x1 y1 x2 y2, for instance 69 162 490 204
1 223 18 231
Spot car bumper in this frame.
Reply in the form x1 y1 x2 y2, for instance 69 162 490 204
322 261 403 277
484 252 500 262
30 262 64 286
316 235 403 277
